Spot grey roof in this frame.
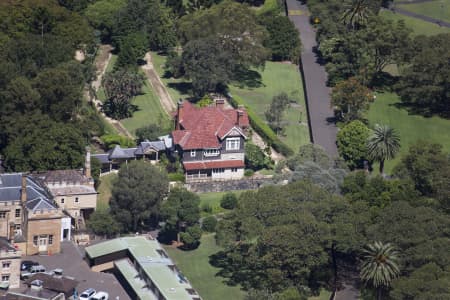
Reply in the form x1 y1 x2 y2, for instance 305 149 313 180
93 140 167 163
0 173 57 211
159 135 173 148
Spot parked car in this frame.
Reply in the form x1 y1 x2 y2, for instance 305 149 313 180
92 291 109 300
20 265 46 280
79 288 96 300
21 260 39 271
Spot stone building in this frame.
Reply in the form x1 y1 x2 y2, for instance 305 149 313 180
0 237 21 289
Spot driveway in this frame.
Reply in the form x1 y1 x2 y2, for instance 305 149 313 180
18 241 130 300
286 0 338 156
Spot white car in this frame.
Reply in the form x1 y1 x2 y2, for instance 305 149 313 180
79 288 96 300
92 291 109 300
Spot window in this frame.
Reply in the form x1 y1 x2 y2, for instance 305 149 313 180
226 138 240 150
203 149 220 157
2 262 10 269
33 236 38 246
75 197 79 203
61 198 65 204
212 168 225 173
231 168 238 172
15 209 20 218
190 150 196 157
0 212 6 218
14 224 20 230
48 235 53 245
1 275 9 282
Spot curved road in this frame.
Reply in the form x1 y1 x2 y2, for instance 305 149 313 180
286 0 338 156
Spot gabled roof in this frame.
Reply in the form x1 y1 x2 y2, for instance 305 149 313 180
109 145 138 159
172 101 249 150
26 197 57 212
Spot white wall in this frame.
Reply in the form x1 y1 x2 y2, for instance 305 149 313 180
220 153 245 161
211 168 244 180
61 217 71 241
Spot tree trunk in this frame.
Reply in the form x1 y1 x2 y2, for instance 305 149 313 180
377 287 382 300
379 159 385 176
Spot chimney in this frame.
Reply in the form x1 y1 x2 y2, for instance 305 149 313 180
236 110 244 127
85 146 91 178
21 174 27 204
176 100 184 130
215 98 225 109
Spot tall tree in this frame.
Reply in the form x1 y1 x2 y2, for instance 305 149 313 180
367 124 400 175
331 77 374 122
360 241 400 300
265 93 290 134
110 161 169 232
336 120 370 169
341 0 373 30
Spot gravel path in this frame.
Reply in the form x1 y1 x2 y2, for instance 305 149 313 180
141 52 176 114
286 0 338 156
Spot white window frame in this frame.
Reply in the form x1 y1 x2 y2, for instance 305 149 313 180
61 198 65 204
0 212 6 219
212 168 225 173
2 261 10 269
190 150 196 157
75 197 79 203
203 149 220 157
1 275 9 282
15 209 20 218
226 138 240 151
231 168 238 172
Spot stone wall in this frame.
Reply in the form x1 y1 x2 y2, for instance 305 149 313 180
185 177 274 193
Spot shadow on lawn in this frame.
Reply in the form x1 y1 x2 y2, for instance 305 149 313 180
232 68 264 89
167 82 193 98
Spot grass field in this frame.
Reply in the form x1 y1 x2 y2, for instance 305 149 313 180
150 52 191 102
380 9 450 36
257 0 280 15
367 92 450 173
121 79 169 135
164 234 245 300
398 0 450 23
229 62 310 151
198 191 245 217
97 173 117 209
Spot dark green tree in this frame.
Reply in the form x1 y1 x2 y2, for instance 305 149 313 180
336 120 370 169
110 161 169 232
160 187 200 243
260 15 301 62
180 225 202 249
220 192 238 210
87 209 120 237
135 124 169 143
245 142 272 171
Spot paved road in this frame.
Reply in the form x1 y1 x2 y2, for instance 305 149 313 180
286 0 338 156
391 7 450 27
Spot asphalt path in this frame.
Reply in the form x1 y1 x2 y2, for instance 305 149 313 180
391 6 450 27
286 0 338 156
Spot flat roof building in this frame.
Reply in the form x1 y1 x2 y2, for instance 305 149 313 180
85 236 201 300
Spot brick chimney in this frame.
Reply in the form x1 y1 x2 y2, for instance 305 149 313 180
176 100 184 130
236 110 244 127
21 174 27 204
215 98 225 109
85 146 91 178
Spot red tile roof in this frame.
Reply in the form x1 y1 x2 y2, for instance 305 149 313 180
183 160 245 171
172 101 249 150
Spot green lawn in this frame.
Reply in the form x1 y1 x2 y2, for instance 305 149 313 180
199 191 245 217
121 79 169 135
308 289 332 300
150 52 191 102
97 173 117 209
380 9 450 36
229 61 310 151
257 0 280 15
398 0 450 23
164 234 245 300
367 92 450 173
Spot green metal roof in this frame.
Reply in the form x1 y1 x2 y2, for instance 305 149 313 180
85 237 200 300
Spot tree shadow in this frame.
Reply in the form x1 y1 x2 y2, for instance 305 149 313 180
232 68 264 89
167 82 192 98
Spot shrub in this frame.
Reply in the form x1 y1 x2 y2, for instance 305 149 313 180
168 172 185 182
100 134 135 150
202 216 218 232
201 203 213 213
220 192 238 209
244 169 255 177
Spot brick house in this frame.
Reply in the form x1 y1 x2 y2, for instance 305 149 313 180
171 99 249 181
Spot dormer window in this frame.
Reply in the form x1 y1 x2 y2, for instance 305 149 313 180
190 150 196 157
226 138 240 150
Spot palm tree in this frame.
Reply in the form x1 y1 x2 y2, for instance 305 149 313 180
360 241 400 300
341 0 372 30
367 124 400 175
